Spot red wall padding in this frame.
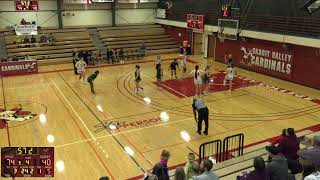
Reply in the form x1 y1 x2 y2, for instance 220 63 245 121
214 37 320 89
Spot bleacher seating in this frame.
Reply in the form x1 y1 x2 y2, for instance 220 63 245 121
4 28 97 64
98 24 178 55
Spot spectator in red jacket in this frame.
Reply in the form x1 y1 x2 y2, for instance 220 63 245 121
278 128 300 160
272 129 287 145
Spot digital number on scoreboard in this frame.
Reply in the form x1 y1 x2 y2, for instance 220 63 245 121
1 147 54 177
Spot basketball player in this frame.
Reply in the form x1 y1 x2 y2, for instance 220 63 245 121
75 58 87 84
223 64 235 91
155 55 161 65
169 59 179 79
225 53 233 66
156 63 163 86
193 65 202 97
87 70 99 94
203 66 211 96
192 98 209 135
181 54 187 77
134 65 143 94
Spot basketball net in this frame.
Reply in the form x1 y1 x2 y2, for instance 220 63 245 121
218 33 225 43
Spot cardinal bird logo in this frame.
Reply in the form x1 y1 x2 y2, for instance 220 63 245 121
0 107 37 123
240 46 253 66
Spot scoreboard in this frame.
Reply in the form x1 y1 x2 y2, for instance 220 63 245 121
187 14 205 31
1 147 54 177
16 0 39 11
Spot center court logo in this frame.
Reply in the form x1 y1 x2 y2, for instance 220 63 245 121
0 107 37 122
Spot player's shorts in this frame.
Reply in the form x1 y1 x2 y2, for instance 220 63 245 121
225 74 234 81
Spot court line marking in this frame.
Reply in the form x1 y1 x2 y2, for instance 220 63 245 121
142 72 221 113
141 73 188 98
55 116 196 148
52 79 96 140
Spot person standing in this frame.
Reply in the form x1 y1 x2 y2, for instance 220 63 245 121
203 66 211 96
265 145 291 180
193 65 202 97
181 54 187 77
87 71 99 94
192 98 209 135
134 65 143 94
223 64 235 91
193 159 218 180
156 63 163 86
72 49 79 75
159 150 170 180
169 59 179 79
119 48 125 64
75 58 87 84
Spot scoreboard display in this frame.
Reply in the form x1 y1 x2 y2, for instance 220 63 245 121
16 0 39 11
1 147 54 177
187 14 205 31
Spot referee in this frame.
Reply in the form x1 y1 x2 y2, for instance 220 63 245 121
192 98 209 135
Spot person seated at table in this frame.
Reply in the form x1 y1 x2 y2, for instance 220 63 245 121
20 18 27 25
48 33 56 45
39 34 47 45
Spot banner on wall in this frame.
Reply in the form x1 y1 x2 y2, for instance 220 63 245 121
187 14 205 31
0 61 38 76
239 45 294 80
15 25 37 35
156 9 166 18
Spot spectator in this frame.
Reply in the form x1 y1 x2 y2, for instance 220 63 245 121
78 51 84 60
159 150 170 180
144 174 158 180
72 49 79 75
184 153 199 179
174 167 186 180
193 159 218 180
31 35 36 44
152 163 166 180
278 128 300 160
20 18 27 25
39 34 47 44
272 129 287 145
237 156 270 180
155 55 161 65
108 49 114 64
278 128 302 174
178 45 184 55
48 33 56 45
83 50 89 65
24 54 32 61
139 42 147 57
265 145 292 180
186 44 191 55
119 48 125 64
298 135 320 168
24 36 29 43
12 55 19 61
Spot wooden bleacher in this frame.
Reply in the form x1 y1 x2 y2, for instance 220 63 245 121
99 24 178 55
4 28 97 64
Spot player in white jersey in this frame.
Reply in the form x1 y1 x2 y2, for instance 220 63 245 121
193 65 202 97
223 64 235 91
75 58 87 84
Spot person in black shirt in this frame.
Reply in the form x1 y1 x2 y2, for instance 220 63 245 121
134 65 143 94
87 71 99 94
119 48 125 64
169 59 180 79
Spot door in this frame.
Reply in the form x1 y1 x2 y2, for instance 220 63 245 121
193 32 203 55
208 35 215 58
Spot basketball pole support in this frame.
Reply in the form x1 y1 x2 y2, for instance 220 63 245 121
57 0 63 29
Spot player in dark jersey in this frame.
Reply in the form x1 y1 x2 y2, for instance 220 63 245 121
134 65 143 94
87 70 99 94
169 59 180 79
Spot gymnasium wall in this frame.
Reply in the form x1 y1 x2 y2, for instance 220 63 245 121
0 0 58 28
213 36 320 89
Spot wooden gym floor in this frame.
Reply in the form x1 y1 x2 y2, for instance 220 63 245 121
0 54 319 180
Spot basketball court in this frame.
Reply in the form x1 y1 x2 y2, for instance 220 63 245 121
1 54 319 179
